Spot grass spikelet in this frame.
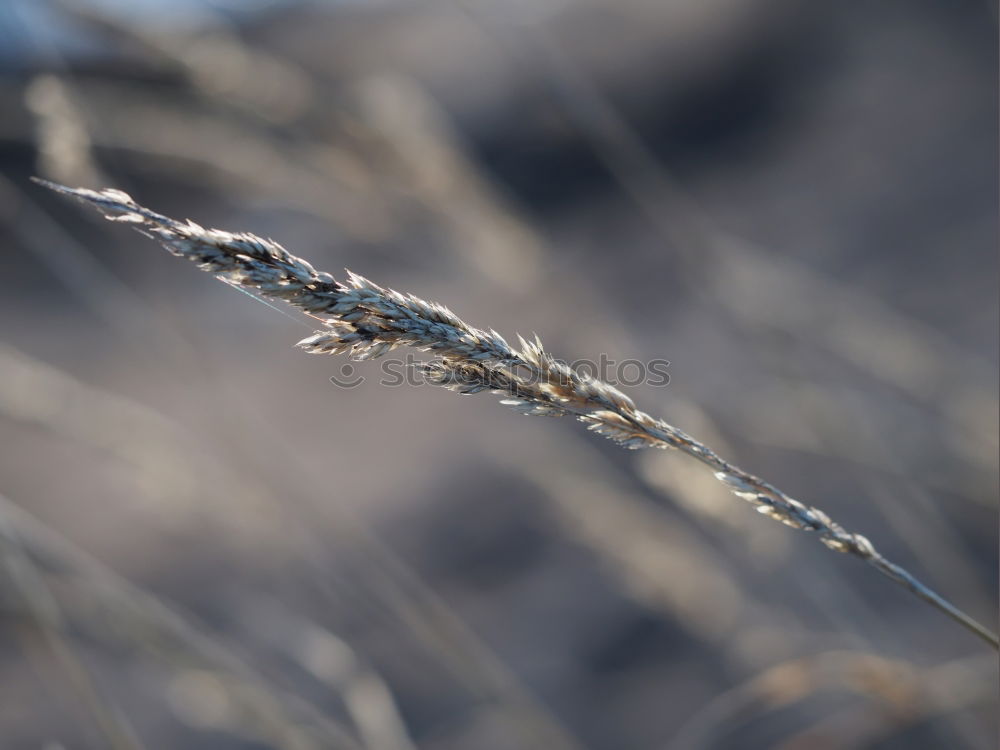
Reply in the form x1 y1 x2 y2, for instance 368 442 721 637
36 178 999 649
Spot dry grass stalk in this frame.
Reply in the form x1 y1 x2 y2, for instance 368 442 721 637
36 179 999 650
666 649 996 750
0 508 147 750
0 493 366 750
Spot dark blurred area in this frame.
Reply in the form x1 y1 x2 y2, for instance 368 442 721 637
0 1 997 749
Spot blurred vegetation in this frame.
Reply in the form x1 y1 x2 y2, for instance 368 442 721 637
0 1 996 748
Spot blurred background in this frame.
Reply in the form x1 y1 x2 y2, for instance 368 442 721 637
0 1 997 748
